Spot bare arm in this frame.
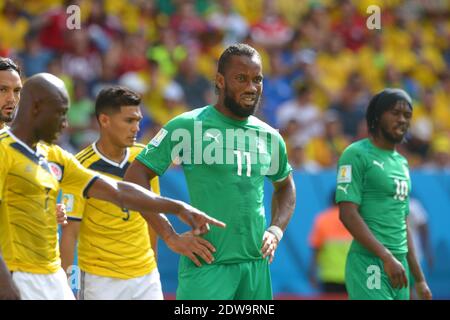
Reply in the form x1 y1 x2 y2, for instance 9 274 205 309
262 174 296 263
123 160 218 266
406 218 432 299
0 256 20 300
60 220 81 274
148 224 158 261
86 174 225 235
270 174 296 230
339 201 407 288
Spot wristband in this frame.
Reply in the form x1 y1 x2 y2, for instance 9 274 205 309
267 225 283 242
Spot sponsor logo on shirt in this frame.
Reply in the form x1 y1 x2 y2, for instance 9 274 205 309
337 165 352 183
150 128 168 147
337 184 349 194
373 160 384 170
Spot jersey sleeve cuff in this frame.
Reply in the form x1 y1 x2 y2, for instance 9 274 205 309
83 175 100 198
136 157 164 176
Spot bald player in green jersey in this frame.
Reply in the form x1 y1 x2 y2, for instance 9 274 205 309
125 44 296 300
336 88 432 300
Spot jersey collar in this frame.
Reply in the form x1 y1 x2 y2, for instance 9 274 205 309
6 128 42 157
92 142 130 168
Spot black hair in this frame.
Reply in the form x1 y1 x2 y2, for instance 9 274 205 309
95 86 141 120
217 43 260 75
0 57 21 75
215 43 260 93
366 88 412 135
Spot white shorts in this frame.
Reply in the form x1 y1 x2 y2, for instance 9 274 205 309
12 268 75 300
79 268 163 300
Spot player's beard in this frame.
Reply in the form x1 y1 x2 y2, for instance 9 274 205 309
380 125 405 144
223 84 260 118
0 109 15 124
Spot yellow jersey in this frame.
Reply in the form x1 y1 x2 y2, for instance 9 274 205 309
0 129 97 274
64 143 159 279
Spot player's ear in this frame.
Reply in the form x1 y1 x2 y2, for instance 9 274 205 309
98 113 110 128
215 72 225 91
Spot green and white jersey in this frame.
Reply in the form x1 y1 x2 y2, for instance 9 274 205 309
137 105 292 266
335 138 411 255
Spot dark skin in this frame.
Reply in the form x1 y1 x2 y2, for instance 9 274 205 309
125 54 296 264
0 73 225 299
339 100 431 299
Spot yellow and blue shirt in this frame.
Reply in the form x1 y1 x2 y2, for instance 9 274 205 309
0 129 97 274
63 143 159 279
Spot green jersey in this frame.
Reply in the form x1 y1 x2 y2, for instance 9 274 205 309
335 138 411 255
137 105 292 265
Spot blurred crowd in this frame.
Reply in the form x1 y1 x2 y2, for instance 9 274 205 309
1 0 449 170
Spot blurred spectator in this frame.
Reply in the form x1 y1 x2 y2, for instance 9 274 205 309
66 79 97 150
423 134 450 172
305 110 350 168
260 50 293 126
117 33 149 75
329 82 365 140
0 0 446 172
276 81 322 143
279 31 315 85
90 58 120 98
433 71 450 132
207 0 249 47
174 52 213 109
309 192 352 295
62 30 102 84
38 0 81 53
47 55 74 99
250 0 293 49
17 32 54 76
150 81 188 125
332 0 367 51
407 89 436 162
169 1 207 47
288 137 321 173
140 59 172 122
147 28 188 78
0 0 30 51
85 0 122 53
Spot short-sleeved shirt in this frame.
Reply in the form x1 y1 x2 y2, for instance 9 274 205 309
0 129 97 274
137 105 292 266
63 143 159 279
335 138 411 255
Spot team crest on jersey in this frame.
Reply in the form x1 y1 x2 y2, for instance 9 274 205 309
150 128 168 147
62 194 74 213
337 165 352 183
48 162 63 181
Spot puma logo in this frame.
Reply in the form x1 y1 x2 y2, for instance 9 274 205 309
373 160 384 170
205 132 221 143
337 184 349 194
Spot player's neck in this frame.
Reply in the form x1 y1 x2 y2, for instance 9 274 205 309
370 135 395 151
9 124 39 150
95 138 127 163
214 103 247 121
0 122 4 130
